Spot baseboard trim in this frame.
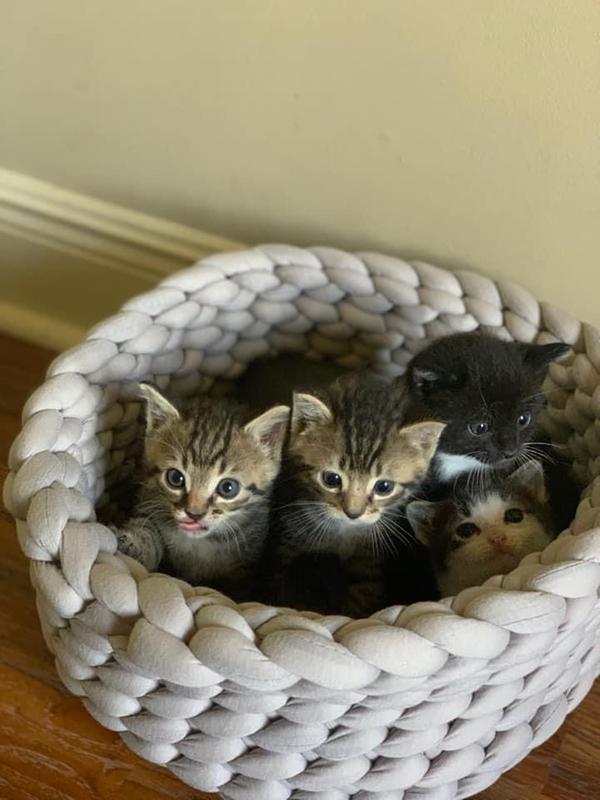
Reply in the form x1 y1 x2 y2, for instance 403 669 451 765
0 167 241 282
0 168 243 351
0 301 86 352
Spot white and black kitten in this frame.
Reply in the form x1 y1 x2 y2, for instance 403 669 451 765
407 460 556 596
403 332 579 530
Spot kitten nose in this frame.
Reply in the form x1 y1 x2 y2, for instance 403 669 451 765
344 510 362 520
501 449 517 460
185 509 206 521
489 530 507 546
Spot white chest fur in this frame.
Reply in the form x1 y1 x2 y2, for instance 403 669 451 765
436 452 490 481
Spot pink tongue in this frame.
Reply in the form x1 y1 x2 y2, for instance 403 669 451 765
179 519 206 532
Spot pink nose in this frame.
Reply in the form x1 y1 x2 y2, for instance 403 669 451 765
488 531 507 547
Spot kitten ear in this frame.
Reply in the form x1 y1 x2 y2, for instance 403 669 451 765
399 420 446 463
409 365 461 395
520 342 571 373
406 501 439 547
507 460 547 504
291 392 332 432
411 367 440 387
245 405 290 457
139 382 180 431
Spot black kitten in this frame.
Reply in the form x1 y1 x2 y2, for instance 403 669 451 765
402 332 579 530
404 332 569 477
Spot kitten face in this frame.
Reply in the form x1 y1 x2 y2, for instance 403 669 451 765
285 377 445 536
139 384 289 540
407 461 555 595
406 333 570 475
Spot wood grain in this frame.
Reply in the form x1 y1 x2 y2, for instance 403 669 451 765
0 332 597 800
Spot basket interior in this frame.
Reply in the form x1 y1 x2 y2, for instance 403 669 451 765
8 248 600 800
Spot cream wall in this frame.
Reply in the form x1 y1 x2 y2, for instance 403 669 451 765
1 0 599 330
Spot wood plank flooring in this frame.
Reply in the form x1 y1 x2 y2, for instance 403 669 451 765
0 333 598 800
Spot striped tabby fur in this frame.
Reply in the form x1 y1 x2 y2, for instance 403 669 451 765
264 374 445 616
116 384 288 597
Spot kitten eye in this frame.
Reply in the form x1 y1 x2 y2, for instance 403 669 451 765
468 421 490 436
216 478 241 499
321 471 342 490
165 468 186 489
504 508 524 523
517 412 531 428
456 522 480 538
374 479 395 496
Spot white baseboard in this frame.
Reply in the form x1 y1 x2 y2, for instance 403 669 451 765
0 167 242 350
0 167 241 281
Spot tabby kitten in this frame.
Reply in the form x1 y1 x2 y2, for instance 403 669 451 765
407 460 556 596
265 374 445 616
116 383 289 596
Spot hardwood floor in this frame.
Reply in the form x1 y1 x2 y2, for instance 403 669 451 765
0 332 598 800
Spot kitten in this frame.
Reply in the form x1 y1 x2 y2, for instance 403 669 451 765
407 461 556 597
115 383 289 596
264 374 445 616
405 332 570 481
403 332 579 529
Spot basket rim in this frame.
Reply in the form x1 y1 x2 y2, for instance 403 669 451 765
4 244 600 796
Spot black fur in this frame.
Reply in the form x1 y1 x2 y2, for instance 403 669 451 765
405 332 570 467
402 332 580 531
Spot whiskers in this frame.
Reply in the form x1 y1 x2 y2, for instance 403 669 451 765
517 441 559 468
277 499 418 561
134 497 172 528
449 452 491 500
213 514 244 559
369 513 417 560
278 500 338 553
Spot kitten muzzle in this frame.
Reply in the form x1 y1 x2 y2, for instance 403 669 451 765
178 512 209 534
487 529 513 555
496 453 522 472
342 495 367 521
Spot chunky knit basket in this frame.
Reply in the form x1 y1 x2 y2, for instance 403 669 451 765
4 245 600 800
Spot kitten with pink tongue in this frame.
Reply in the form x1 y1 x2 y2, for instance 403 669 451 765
115 383 289 598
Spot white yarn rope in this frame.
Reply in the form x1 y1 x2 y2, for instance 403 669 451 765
4 245 600 800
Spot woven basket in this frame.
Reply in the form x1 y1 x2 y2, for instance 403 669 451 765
4 244 600 800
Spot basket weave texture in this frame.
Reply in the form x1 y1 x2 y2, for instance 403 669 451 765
4 245 600 800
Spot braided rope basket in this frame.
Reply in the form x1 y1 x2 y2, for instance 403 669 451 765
4 245 600 800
